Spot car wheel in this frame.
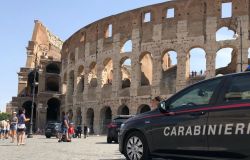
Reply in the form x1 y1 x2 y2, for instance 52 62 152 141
46 135 51 138
124 131 151 160
107 137 112 143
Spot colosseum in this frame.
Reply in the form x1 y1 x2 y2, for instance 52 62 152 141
7 0 250 134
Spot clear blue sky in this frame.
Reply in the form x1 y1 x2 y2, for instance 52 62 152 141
0 0 243 112
0 0 171 112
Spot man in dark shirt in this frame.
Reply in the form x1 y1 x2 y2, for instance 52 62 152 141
83 124 87 139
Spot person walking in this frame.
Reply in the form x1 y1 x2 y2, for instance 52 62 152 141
0 120 4 140
10 111 18 143
17 108 29 146
58 111 70 142
5 120 10 139
83 124 87 139
2 120 7 140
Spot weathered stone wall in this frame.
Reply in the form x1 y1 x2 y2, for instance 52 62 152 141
60 0 250 134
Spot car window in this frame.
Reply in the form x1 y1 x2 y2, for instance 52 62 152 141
224 75 250 102
169 78 222 109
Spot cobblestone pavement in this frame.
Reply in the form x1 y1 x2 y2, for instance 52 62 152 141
0 135 169 160
0 135 125 160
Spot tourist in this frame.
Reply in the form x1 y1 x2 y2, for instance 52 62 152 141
17 108 30 146
0 120 4 140
58 111 70 142
83 124 87 139
5 120 10 139
2 119 7 140
76 125 82 138
10 111 18 143
68 123 75 139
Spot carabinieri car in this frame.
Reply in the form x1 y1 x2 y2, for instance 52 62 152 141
119 72 250 160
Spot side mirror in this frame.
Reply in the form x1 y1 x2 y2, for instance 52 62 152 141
158 101 169 112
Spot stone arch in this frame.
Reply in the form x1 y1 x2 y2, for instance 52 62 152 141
46 63 60 74
216 26 236 41
139 52 153 86
68 70 74 95
216 47 236 75
47 98 60 122
117 105 129 115
46 76 59 92
76 107 82 125
62 73 67 94
88 62 97 87
100 106 112 134
161 50 177 94
22 101 36 131
120 57 131 88
121 40 132 53
77 65 84 93
27 71 39 96
188 47 206 78
137 104 151 114
86 108 94 134
102 58 113 87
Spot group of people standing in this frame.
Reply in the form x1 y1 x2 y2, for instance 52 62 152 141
58 111 88 142
0 108 30 146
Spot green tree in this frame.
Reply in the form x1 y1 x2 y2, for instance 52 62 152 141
0 113 11 121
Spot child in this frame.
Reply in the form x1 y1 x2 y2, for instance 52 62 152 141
68 123 75 139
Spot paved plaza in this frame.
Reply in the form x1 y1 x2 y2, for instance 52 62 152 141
0 135 125 160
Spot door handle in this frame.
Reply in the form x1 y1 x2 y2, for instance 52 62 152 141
190 111 206 116
145 120 151 124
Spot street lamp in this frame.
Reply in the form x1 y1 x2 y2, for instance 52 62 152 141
27 44 48 138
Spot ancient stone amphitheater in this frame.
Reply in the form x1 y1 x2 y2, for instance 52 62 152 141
8 0 250 134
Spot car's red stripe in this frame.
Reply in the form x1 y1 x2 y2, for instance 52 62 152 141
140 103 250 120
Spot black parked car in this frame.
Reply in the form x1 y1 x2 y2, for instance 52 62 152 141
119 72 250 160
107 115 134 143
45 122 61 138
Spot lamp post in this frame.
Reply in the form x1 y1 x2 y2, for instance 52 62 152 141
27 44 48 138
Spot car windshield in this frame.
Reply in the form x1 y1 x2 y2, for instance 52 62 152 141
47 123 58 128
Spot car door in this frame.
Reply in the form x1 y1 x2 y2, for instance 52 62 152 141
150 78 223 155
207 74 250 157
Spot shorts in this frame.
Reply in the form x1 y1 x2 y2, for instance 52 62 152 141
17 128 25 132
10 124 17 131
61 127 68 134
0 130 6 134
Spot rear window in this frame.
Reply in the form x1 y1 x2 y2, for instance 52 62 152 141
224 74 250 102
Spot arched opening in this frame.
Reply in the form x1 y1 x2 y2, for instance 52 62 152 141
100 106 112 134
120 58 131 88
46 77 59 92
216 27 236 41
102 58 113 87
137 104 151 114
121 40 132 53
88 62 97 87
68 70 74 95
47 98 60 122
27 71 39 96
22 101 36 131
140 52 153 86
118 105 129 115
69 52 75 64
68 109 73 122
86 108 94 134
161 50 177 94
216 47 236 75
46 63 60 74
76 107 82 126
189 48 206 78
77 65 84 93
62 73 67 94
